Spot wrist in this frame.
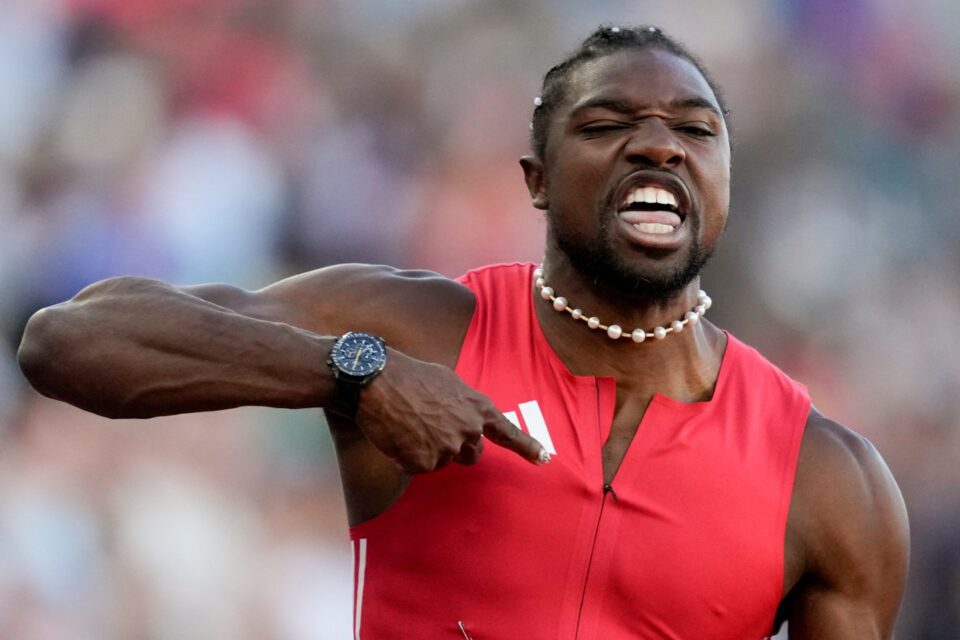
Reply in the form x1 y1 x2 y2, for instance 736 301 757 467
326 331 388 420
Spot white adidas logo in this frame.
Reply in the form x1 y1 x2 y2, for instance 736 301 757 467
503 400 557 455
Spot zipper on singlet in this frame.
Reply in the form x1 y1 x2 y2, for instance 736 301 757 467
572 378 618 637
603 483 619 501
573 483 613 637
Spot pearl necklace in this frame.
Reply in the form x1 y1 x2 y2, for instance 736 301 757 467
533 266 712 343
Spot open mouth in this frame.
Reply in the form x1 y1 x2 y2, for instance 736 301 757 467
615 181 688 235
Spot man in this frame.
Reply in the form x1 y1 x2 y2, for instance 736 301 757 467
18 26 907 639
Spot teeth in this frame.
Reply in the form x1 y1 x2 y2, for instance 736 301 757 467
621 186 679 210
634 222 675 234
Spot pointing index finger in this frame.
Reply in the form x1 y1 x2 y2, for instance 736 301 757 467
483 413 551 465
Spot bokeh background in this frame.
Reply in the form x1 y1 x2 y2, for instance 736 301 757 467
1 0 958 638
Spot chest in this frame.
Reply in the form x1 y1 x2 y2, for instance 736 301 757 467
517 377 788 627
362 376 791 638
600 395 654 483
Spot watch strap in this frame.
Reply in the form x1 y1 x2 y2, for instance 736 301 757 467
328 374 364 420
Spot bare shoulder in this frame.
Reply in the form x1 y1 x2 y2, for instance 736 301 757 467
782 407 909 637
183 264 475 366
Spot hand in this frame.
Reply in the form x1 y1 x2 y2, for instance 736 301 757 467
354 349 550 474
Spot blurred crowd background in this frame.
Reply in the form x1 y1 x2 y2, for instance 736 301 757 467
1 0 958 638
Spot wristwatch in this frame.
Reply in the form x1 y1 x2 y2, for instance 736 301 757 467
326 331 388 420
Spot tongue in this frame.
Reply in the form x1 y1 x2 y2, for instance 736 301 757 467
618 210 682 227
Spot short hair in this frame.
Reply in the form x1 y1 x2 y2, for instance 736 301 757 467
530 25 730 159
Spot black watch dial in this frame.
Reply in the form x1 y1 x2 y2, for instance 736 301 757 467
330 332 387 378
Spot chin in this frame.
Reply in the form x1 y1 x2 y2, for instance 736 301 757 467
610 260 705 303
562 237 711 304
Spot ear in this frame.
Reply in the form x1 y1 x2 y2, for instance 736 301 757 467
519 155 549 210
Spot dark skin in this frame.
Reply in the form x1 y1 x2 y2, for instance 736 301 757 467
520 50 908 636
18 47 907 637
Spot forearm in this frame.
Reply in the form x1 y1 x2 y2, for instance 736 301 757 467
18 276 335 418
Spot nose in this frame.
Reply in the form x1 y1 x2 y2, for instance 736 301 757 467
624 119 685 169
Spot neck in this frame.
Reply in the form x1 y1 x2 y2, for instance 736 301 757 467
541 252 705 333
534 256 726 401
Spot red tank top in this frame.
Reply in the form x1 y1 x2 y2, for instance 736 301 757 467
349 263 809 639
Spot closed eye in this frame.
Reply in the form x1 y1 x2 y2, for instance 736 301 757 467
678 125 716 138
581 122 629 135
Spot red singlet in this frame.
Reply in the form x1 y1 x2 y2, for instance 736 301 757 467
349 263 809 639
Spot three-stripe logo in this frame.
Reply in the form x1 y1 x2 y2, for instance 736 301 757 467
503 400 556 456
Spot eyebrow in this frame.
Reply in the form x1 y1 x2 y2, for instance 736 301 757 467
570 95 723 119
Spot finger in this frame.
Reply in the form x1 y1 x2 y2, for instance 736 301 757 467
388 448 435 475
433 452 454 472
454 437 484 466
482 413 550 465
399 455 443 475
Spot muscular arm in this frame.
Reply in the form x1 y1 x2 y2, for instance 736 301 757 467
19 276 333 417
17 265 467 417
17 265 549 488
781 409 909 638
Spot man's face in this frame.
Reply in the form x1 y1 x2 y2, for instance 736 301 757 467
524 47 731 301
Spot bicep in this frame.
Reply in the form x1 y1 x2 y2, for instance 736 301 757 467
785 414 909 638
180 264 476 366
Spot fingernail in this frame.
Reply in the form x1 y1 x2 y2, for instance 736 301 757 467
537 449 551 464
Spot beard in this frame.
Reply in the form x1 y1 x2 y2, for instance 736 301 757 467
547 210 717 306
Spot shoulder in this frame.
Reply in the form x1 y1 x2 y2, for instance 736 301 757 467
185 264 477 366
783 408 909 633
793 410 907 550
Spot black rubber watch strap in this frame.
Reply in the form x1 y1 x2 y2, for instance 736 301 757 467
329 376 363 420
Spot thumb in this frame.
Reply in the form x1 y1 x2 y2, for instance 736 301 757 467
483 412 551 465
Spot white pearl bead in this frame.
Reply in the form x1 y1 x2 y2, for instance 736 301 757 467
571 308 582 320
686 311 699 325
607 325 622 339
698 290 707 302
533 96 543 106
536 277 545 288
653 326 667 340
631 329 646 343
695 304 706 315
587 317 600 329
702 296 712 310
671 320 684 333
553 297 567 311
533 268 543 278
540 286 553 300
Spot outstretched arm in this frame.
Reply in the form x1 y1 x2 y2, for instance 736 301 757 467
17 265 549 476
19 275 334 417
781 410 909 638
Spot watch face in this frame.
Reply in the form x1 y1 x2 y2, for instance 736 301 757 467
330 332 387 378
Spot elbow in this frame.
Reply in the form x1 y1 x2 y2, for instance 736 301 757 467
18 307 128 419
18 305 67 398
17 276 139 392
17 279 167 419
